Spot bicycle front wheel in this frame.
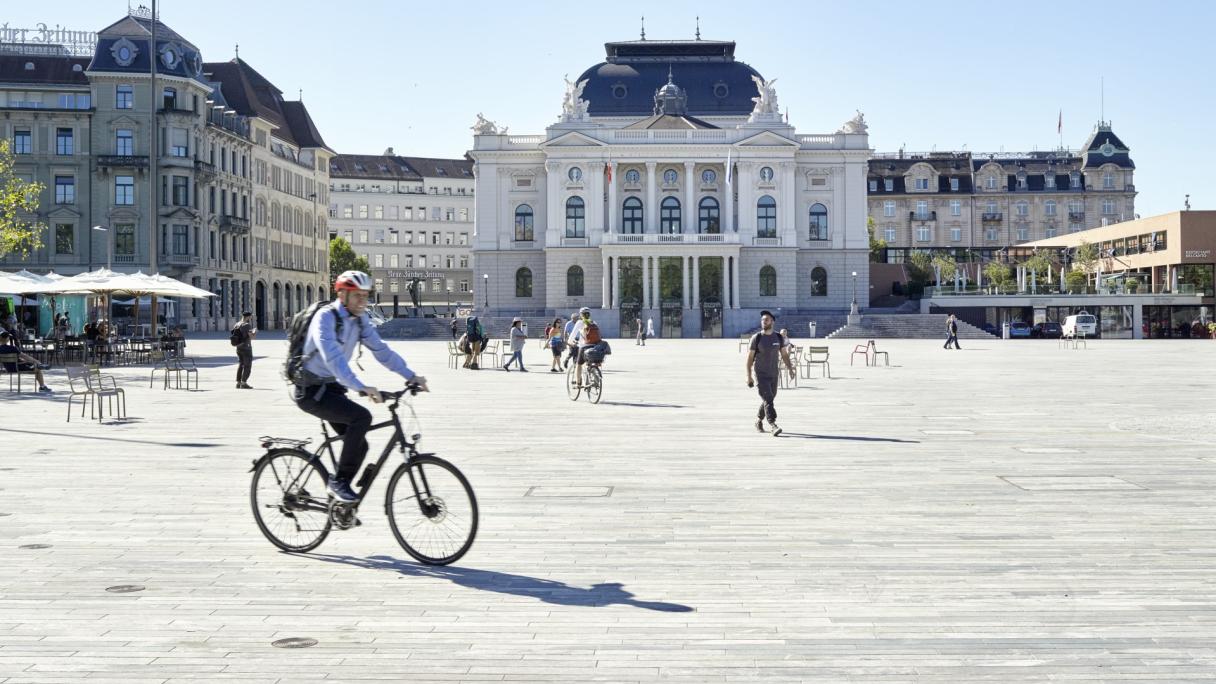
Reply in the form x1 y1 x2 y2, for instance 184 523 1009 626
385 455 478 565
566 362 581 401
586 365 603 404
250 450 332 552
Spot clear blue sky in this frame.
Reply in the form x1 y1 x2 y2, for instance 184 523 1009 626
16 1 1212 216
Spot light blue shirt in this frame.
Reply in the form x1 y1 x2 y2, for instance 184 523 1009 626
301 300 415 393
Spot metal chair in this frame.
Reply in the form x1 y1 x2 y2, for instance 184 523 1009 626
850 342 871 366
868 340 889 366
65 364 95 422
1 353 39 392
803 346 831 378
84 365 126 421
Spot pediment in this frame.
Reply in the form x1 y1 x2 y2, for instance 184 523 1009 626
46 206 82 219
540 131 606 148
735 131 800 148
160 207 200 221
109 115 140 127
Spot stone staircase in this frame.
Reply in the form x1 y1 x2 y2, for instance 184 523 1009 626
826 314 996 340
376 317 455 339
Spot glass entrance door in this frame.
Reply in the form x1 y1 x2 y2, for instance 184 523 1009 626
699 257 723 338
658 256 684 337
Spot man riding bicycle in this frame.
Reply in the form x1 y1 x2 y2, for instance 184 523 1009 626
295 270 427 503
566 306 601 389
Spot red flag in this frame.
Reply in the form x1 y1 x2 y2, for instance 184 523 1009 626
605 162 612 184
1057 110 1062 135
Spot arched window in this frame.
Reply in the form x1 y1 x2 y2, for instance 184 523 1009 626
698 197 720 234
757 195 777 238
660 196 681 234
565 197 585 238
514 204 534 241
515 267 533 298
622 197 643 234
566 265 584 296
759 265 777 297
809 203 828 240
811 267 828 296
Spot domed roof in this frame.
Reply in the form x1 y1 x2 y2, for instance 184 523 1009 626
575 39 763 117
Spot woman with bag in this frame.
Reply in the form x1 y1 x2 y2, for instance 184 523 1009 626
546 316 565 372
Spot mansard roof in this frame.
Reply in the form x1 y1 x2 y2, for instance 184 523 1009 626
204 58 330 151
0 54 90 85
87 15 208 85
330 154 472 182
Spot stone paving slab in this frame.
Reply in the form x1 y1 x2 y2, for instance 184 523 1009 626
1 335 1216 681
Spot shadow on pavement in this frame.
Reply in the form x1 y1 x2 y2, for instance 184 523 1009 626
779 432 919 443
597 401 688 409
301 552 695 613
0 426 220 448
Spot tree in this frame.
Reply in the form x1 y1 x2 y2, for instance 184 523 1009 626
905 251 933 297
1064 269 1088 294
984 261 1014 293
1020 252 1053 291
1075 240 1098 273
0 139 47 258
867 216 887 263
932 253 958 286
328 237 371 296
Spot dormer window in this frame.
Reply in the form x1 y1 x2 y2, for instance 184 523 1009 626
1045 174 1056 189
986 176 998 189
1016 171 1027 189
869 179 878 192
1070 171 1081 188
950 177 959 192
914 178 929 190
884 179 893 192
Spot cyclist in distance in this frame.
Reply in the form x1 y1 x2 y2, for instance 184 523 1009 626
567 306 599 389
296 270 427 503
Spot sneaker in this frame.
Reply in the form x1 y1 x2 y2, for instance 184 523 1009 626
326 477 357 503
242 383 253 389
769 422 782 437
502 364 511 372
38 386 52 393
470 362 479 370
236 382 243 389
755 419 766 433
519 368 528 372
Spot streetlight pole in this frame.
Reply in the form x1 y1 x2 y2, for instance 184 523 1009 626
446 286 452 318
92 225 111 271
482 273 488 310
851 271 858 313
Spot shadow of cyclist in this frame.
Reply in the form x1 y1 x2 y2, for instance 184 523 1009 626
301 553 694 612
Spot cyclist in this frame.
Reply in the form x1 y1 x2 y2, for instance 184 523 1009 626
295 270 428 503
566 306 601 389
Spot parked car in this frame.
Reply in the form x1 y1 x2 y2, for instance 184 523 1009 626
1031 321 1063 338
1009 321 1032 338
981 323 999 336
1062 312 1098 338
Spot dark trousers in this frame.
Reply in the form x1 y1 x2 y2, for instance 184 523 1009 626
236 346 253 383
564 342 578 368
755 374 779 423
944 333 960 349
296 384 372 483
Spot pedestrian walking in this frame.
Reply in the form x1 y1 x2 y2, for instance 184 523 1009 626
503 317 528 372
450 317 458 339
944 313 961 350
745 310 796 436
233 311 257 388
635 317 644 345
546 317 565 372
646 317 655 340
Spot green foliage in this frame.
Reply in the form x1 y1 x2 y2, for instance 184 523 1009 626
984 261 1014 292
906 251 933 286
1075 240 1099 272
932 254 958 284
328 237 370 296
0 139 47 258
1065 269 1088 294
867 216 887 263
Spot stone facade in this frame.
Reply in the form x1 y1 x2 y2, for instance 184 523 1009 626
868 123 1137 261
0 10 331 331
469 38 871 337
328 153 474 315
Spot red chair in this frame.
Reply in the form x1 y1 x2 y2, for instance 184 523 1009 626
850 342 871 366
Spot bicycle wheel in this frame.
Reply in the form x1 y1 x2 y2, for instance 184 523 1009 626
586 365 603 404
385 455 478 565
566 362 581 401
250 449 332 552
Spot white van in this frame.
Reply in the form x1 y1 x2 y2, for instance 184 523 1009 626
1062 312 1098 338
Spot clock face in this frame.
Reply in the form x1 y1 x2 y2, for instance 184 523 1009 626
702 169 716 183
625 169 640 183
161 47 178 68
1100 143 1115 157
567 167 582 182
118 46 131 61
663 169 678 184
760 166 774 182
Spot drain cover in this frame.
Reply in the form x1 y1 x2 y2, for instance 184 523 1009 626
526 486 613 498
105 585 145 593
272 637 317 649
1000 475 1145 491
18 544 51 549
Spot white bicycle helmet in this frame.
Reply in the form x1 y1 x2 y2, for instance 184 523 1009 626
334 270 373 292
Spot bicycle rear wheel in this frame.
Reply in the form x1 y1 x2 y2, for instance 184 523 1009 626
250 449 332 552
385 455 478 565
586 365 603 404
566 362 581 401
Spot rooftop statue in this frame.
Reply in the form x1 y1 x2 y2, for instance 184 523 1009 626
560 75 591 122
837 110 869 135
471 113 505 135
749 75 779 116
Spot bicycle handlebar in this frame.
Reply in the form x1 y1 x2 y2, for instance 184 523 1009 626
361 380 425 403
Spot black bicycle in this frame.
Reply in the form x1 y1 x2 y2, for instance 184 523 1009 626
566 351 603 404
249 382 478 565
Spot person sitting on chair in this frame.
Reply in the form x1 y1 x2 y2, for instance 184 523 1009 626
0 331 52 392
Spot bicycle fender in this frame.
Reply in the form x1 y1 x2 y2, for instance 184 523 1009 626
249 447 315 473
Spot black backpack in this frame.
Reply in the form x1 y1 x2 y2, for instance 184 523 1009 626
229 325 245 347
282 301 343 386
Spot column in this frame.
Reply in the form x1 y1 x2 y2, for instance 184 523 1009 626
737 162 753 237
692 255 701 309
588 161 604 235
606 162 617 234
545 161 561 245
780 161 797 246
601 254 610 308
683 161 696 234
642 256 650 311
724 163 735 233
731 255 741 308
612 256 621 309
644 162 657 234
684 256 692 308
652 255 660 308
722 255 730 308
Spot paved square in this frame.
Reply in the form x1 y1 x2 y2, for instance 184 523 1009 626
2 335 1216 682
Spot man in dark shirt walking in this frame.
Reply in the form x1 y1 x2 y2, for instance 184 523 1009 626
944 313 961 349
234 311 256 389
745 310 796 436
